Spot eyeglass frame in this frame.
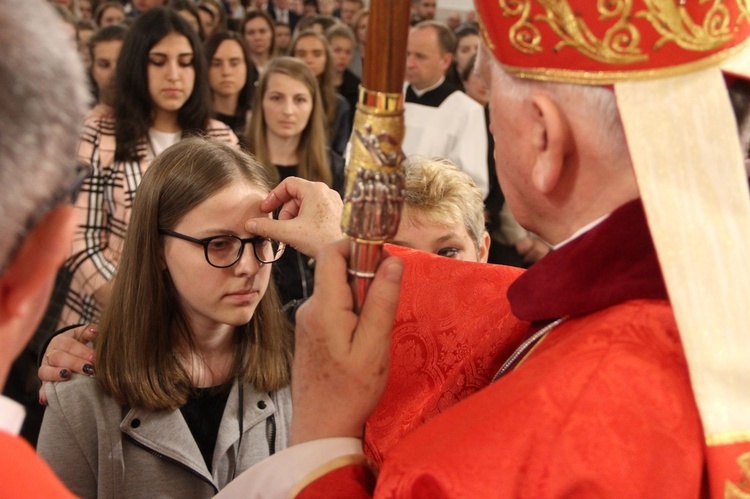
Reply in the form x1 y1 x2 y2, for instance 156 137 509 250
158 228 285 268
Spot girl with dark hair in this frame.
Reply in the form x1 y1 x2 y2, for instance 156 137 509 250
56 7 238 330
454 23 480 75
198 0 227 38
205 31 258 140
246 56 344 303
168 0 206 40
38 138 292 497
241 9 275 75
87 24 128 118
94 0 126 27
291 29 350 156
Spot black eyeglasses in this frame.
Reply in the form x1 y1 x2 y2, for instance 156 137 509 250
159 228 285 268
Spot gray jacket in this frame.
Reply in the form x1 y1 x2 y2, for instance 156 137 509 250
38 374 292 498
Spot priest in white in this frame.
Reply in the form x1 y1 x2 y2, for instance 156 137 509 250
402 21 489 198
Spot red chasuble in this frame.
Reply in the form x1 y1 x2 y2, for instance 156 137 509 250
363 246 528 467
297 200 706 498
0 431 76 498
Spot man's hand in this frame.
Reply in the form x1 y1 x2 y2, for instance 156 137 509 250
38 325 97 405
246 177 344 259
290 240 403 445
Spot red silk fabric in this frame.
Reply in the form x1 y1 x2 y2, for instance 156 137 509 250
363 246 528 467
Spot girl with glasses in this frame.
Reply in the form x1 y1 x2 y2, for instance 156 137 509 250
38 138 292 497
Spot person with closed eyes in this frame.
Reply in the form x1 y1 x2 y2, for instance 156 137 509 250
45 7 238 339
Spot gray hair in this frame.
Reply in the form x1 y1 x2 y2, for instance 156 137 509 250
482 47 627 163
0 0 90 269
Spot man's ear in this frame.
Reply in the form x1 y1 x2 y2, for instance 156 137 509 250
478 230 491 264
0 205 76 322
440 51 453 73
529 92 572 194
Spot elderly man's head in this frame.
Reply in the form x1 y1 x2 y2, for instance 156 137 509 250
477 48 636 244
0 0 88 382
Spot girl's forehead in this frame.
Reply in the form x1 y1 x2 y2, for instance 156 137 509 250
266 72 309 90
297 36 324 48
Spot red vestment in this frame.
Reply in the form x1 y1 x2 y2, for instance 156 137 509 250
298 200 705 497
0 431 75 498
363 246 528 466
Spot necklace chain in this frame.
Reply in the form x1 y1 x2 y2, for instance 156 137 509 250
492 316 568 383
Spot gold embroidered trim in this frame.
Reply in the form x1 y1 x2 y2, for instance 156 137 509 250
725 452 750 499
498 0 745 66
707 431 750 446
501 38 750 83
289 453 376 498
739 0 750 23
638 0 733 52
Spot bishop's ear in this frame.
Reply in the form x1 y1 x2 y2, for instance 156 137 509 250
0 206 75 322
529 92 571 194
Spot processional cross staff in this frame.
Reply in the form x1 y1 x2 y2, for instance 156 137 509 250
341 0 412 312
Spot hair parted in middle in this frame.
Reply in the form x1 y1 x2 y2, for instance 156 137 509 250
95 137 293 411
246 56 332 187
290 29 339 139
113 7 211 161
241 9 277 57
204 30 258 118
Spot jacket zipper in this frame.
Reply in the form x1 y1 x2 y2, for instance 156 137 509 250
266 412 276 455
123 433 218 493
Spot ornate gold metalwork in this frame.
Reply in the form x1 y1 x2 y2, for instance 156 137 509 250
341 90 405 243
726 452 750 499
500 0 744 65
501 37 750 83
342 88 406 312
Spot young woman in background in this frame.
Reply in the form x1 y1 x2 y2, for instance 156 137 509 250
246 56 344 304
205 31 258 141
291 29 350 156
54 7 238 331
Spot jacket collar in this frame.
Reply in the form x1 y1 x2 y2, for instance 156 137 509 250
119 382 274 485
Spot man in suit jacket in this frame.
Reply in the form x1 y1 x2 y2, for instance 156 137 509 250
266 0 300 31
0 0 89 496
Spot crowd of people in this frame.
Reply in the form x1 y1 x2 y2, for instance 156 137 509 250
2 0 750 497
12 0 525 463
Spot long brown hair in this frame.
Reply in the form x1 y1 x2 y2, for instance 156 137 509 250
246 56 332 186
96 137 293 410
291 30 338 137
